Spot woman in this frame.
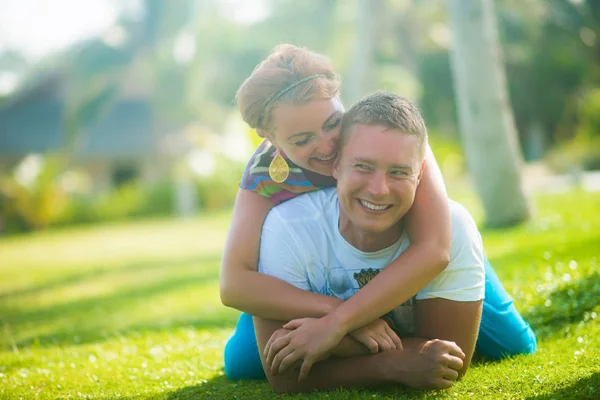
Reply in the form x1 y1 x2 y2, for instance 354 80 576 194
220 44 536 380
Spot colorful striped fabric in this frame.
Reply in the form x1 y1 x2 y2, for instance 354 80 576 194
240 140 336 205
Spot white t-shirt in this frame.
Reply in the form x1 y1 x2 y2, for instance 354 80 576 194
258 188 485 335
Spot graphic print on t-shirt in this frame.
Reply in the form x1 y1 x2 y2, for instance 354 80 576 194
353 267 416 335
354 268 381 289
325 266 417 336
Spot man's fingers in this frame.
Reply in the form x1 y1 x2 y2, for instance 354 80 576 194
266 336 290 366
447 342 465 359
383 334 395 351
444 354 464 371
352 332 379 353
377 335 393 351
297 358 315 382
442 367 459 382
386 327 403 351
433 378 454 390
363 337 379 353
392 334 403 351
270 345 294 376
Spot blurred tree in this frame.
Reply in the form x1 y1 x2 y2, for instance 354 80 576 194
345 0 380 104
447 0 530 227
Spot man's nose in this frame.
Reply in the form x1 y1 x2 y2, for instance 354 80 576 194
368 171 390 197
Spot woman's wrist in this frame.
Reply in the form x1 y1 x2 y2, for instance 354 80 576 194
324 296 344 316
327 305 353 334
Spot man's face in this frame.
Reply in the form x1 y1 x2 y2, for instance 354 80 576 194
333 124 424 237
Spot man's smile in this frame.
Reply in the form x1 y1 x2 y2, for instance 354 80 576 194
357 199 393 212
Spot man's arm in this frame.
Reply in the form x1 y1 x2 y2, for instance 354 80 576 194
414 298 483 377
413 200 486 376
254 316 464 393
256 296 482 393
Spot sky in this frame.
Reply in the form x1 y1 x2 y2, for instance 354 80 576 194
0 0 123 61
0 0 267 62
0 0 267 96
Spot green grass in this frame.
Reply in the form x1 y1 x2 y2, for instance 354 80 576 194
1 190 599 399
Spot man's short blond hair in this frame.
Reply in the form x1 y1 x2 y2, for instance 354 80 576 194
340 92 428 160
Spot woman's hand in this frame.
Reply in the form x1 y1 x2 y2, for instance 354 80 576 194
348 317 402 353
264 315 345 382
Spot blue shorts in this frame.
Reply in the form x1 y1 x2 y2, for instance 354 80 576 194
223 258 536 380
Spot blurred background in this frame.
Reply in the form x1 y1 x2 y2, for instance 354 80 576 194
1 0 599 234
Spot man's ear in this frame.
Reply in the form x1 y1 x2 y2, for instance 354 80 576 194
417 158 427 184
332 156 341 180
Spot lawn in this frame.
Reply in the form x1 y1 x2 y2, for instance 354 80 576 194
1 189 599 399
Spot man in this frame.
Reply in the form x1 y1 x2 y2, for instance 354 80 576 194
254 92 485 392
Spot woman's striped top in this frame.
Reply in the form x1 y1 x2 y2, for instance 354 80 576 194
240 140 336 205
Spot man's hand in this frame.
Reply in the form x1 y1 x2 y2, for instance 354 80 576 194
391 339 465 390
264 315 346 382
348 317 402 353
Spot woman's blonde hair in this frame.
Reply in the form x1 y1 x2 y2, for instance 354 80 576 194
236 44 341 133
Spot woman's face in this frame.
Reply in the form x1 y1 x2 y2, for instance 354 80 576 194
268 97 344 176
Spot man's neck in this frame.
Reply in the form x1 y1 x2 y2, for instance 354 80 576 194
338 207 404 253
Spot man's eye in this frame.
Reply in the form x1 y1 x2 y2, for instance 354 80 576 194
355 164 371 171
391 170 408 177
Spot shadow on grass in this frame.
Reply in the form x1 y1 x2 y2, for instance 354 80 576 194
523 271 600 340
12 313 237 350
161 375 433 400
1 253 236 349
4 259 219 323
0 252 221 301
525 372 600 400
164 375 272 400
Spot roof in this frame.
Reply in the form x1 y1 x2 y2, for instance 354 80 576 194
0 98 155 157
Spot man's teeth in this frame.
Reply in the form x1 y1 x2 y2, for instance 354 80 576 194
314 153 336 161
359 200 390 211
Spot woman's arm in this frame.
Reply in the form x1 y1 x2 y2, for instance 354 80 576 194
328 143 451 332
219 188 342 320
222 144 448 336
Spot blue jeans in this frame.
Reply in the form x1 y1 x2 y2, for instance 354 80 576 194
223 258 536 380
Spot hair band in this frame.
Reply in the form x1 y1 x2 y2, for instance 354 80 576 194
258 73 327 128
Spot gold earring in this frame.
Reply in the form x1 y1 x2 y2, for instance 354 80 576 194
269 149 289 183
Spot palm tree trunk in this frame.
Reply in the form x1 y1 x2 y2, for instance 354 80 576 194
447 0 530 227
346 0 380 104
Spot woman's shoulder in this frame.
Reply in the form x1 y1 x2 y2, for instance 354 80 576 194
240 140 336 205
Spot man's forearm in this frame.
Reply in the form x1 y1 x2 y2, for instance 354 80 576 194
270 351 391 393
269 338 431 393
256 317 465 393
